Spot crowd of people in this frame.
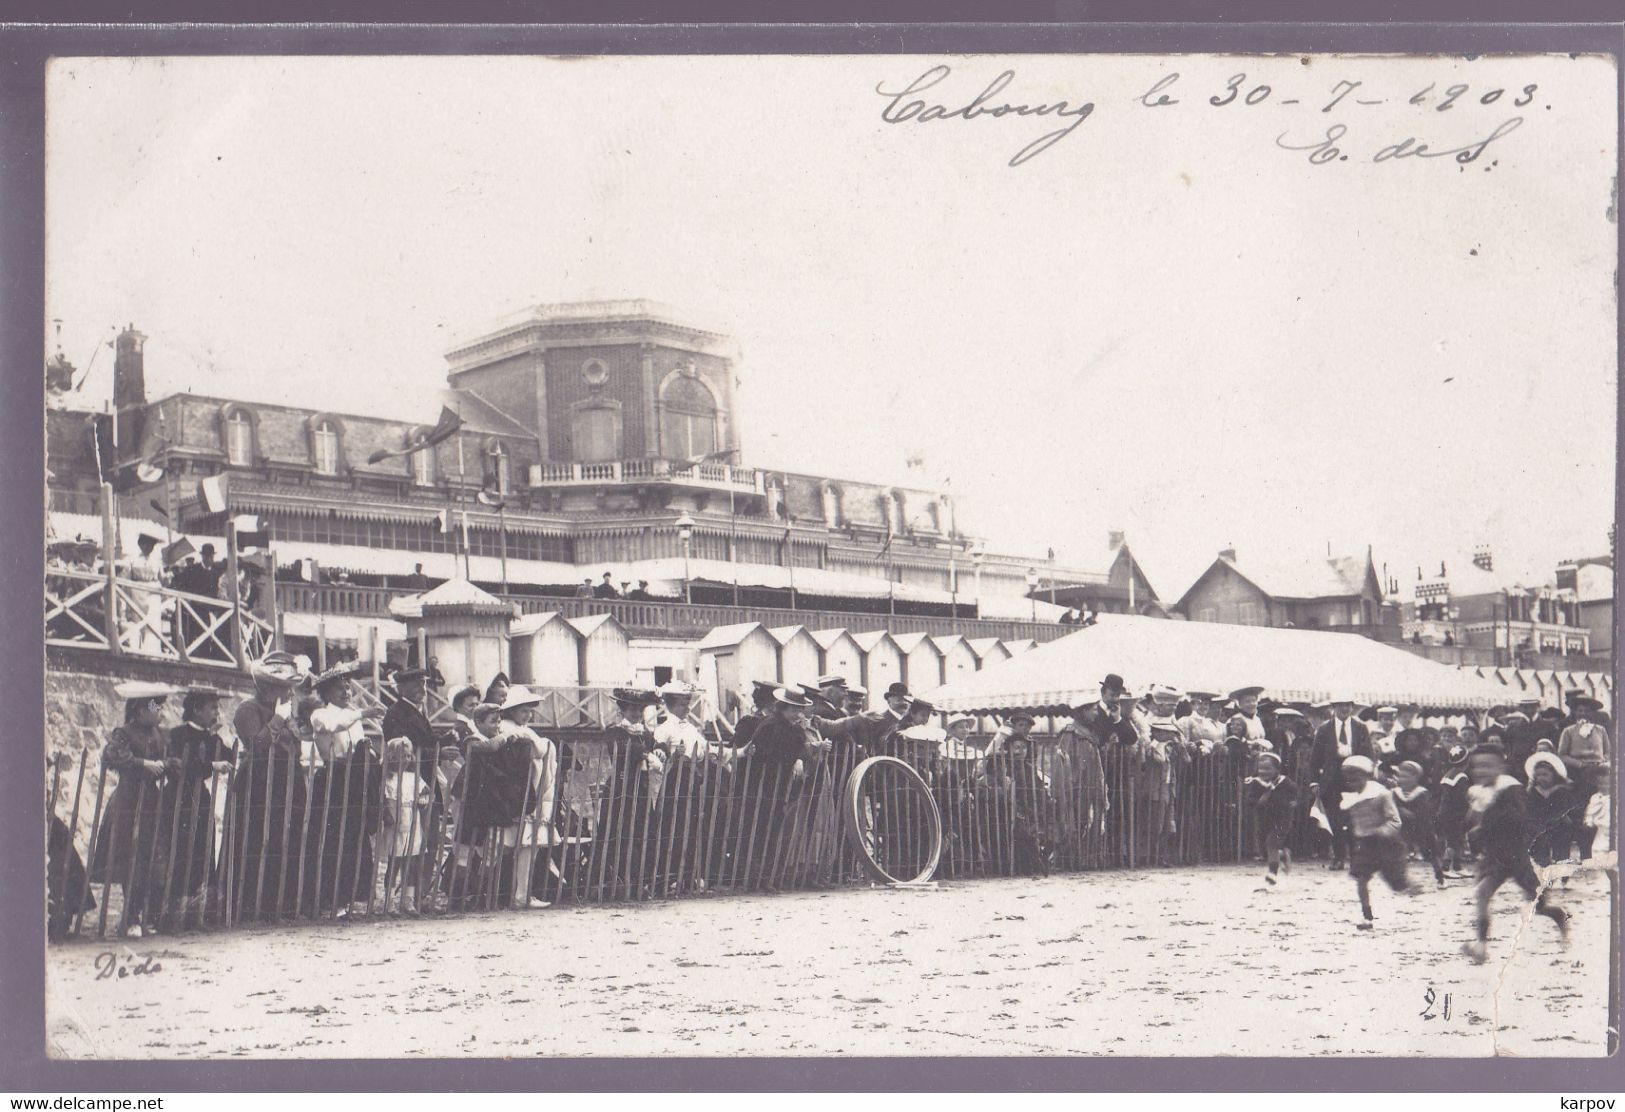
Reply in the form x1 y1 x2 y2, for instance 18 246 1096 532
46 528 266 660
45 656 1612 962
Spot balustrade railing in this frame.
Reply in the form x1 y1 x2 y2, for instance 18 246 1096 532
527 457 764 493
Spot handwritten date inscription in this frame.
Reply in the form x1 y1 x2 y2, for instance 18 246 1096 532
875 64 1536 169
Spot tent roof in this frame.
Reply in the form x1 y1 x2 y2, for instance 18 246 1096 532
419 577 511 614
926 614 1512 712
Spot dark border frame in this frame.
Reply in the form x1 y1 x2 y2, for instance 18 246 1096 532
4 11 1621 1093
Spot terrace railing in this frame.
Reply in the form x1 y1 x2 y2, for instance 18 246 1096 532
275 582 1067 642
46 565 275 671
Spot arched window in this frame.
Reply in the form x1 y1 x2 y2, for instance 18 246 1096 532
884 490 904 534
224 408 253 466
660 375 717 460
312 420 339 475
488 441 511 496
410 430 437 486
571 401 621 462
821 483 841 527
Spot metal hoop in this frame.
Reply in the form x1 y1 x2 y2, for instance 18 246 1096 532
842 755 943 886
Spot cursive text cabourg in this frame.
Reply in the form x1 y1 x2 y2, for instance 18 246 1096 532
875 65 1095 167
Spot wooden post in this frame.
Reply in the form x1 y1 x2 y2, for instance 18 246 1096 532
417 628 428 672
99 482 122 656
316 618 328 672
265 546 282 653
225 517 246 671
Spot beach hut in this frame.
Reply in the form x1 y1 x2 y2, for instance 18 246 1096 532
967 637 1012 671
1002 638 1037 657
697 622 780 719
852 630 905 711
932 634 979 686
401 578 516 689
894 631 945 693
769 625 822 688
810 628 863 687
507 611 583 688
568 612 632 686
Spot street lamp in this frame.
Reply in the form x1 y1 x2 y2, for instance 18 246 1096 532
676 512 696 604
1026 567 1039 621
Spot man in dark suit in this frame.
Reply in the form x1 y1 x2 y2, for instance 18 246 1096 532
1310 697 1373 870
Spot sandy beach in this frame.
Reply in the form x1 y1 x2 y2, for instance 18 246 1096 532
46 860 1614 1059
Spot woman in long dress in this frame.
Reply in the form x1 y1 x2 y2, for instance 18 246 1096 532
89 682 178 937
160 687 236 927
304 665 385 916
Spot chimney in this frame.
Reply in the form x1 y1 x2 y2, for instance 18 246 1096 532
113 324 147 411
1107 530 1125 549
1219 546 1237 562
1472 543 1493 572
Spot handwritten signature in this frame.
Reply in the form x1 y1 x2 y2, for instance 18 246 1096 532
875 65 1095 167
94 950 163 981
875 64 1536 170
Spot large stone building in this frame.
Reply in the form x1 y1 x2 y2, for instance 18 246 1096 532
1405 546 1599 668
47 303 1108 686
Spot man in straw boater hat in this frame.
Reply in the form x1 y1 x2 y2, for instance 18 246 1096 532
231 651 310 919
1310 695 1374 870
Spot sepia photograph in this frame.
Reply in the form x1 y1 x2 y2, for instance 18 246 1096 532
31 42 1620 1069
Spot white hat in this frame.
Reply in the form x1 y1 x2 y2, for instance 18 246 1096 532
1376 705 1399 715
658 680 694 700
114 680 180 700
499 686 542 713
946 714 977 729
1524 752 1568 782
1149 683 1182 701
1340 755 1376 777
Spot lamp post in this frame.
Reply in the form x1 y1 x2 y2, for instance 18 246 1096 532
1026 567 1039 622
676 512 696 604
970 545 985 617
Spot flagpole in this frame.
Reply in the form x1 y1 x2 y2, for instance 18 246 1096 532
499 502 509 594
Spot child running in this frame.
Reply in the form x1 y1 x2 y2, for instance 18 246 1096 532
1340 755 1412 930
1461 744 1569 964
1391 760 1446 887
1435 744 1471 876
1244 750 1298 886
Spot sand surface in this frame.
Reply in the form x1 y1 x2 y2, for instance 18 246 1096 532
46 860 1615 1058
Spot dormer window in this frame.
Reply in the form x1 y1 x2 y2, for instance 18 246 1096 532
410 430 437 486
488 441 511 495
312 419 339 475
224 408 254 466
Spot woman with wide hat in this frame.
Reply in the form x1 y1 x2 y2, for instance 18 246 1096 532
231 652 309 919
89 681 180 937
304 662 386 917
160 686 237 927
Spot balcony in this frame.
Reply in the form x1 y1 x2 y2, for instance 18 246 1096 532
275 581 1068 642
529 457 764 495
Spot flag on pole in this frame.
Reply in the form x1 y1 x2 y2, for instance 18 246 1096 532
198 474 228 514
367 405 463 465
687 447 739 465
476 488 506 509
232 514 269 550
